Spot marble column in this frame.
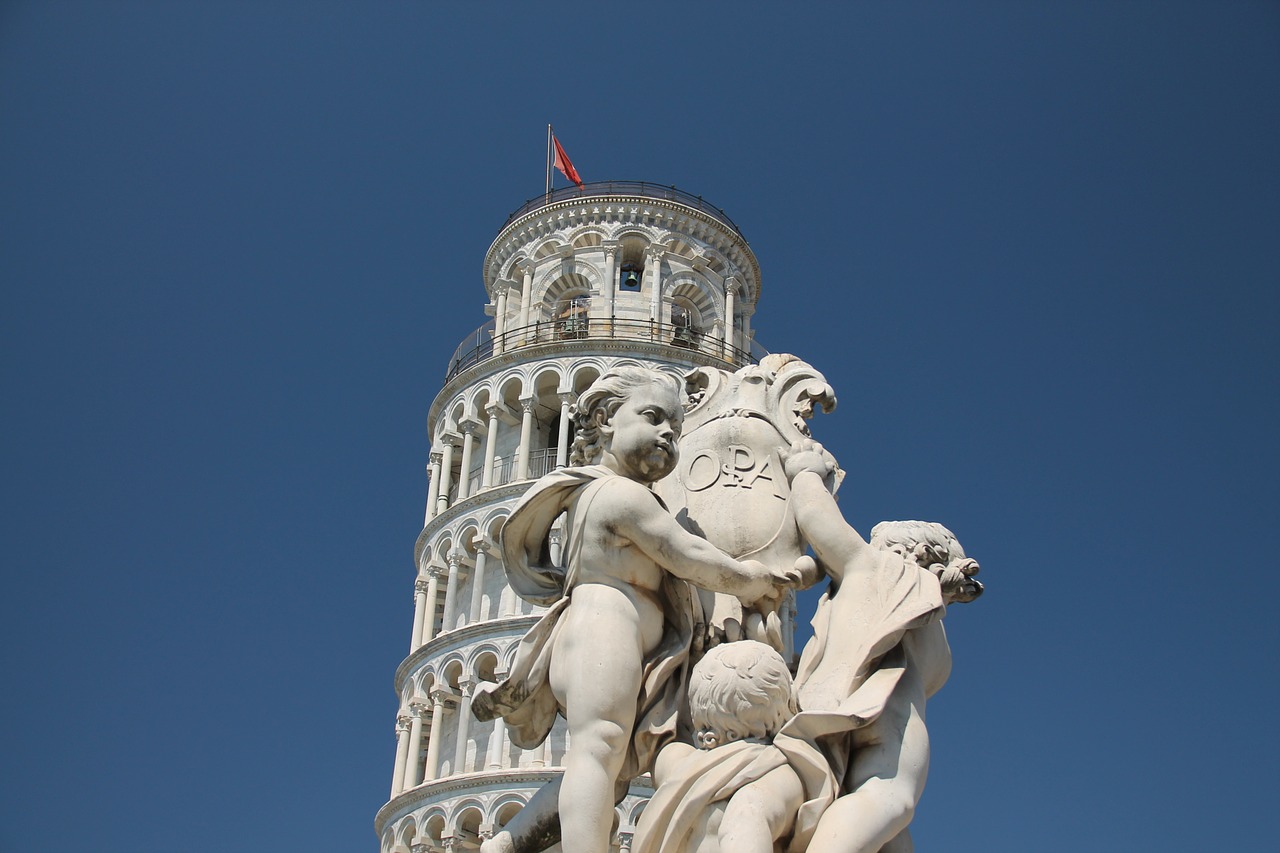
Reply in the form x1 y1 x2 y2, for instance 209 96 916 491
403 703 427 789
617 831 634 853
480 406 500 489
647 247 664 321
554 392 574 468
517 263 534 333
421 566 443 646
494 285 508 354
515 397 535 480
424 451 443 522
410 577 429 653
452 680 473 774
778 589 788 660
602 243 617 324
441 551 464 634
548 528 563 569
498 582 516 618
723 277 738 358
530 736 548 768
487 709 508 769
435 439 456 516
390 714 412 796
456 422 477 501
468 546 489 624
423 690 449 782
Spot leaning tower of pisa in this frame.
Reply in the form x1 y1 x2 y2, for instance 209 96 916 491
375 182 780 853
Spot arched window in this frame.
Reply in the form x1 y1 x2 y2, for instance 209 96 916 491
555 294 590 339
618 237 648 291
669 297 702 350
618 262 643 291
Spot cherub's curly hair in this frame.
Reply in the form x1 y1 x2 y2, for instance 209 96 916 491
688 640 796 744
869 520 963 566
569 367 682 465
870 520 982 602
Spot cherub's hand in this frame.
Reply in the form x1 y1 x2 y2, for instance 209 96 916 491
937 557 984 604
780 439 839 487
791 554 824 589
738 558 800 603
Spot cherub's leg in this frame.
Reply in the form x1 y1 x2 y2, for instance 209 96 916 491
549 618 644 853
806 673 930 853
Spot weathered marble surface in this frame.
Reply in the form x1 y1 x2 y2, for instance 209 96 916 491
477 360 982 853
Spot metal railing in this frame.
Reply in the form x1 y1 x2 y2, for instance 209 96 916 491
500 181 746 241
446 447 559 504
445 318 766 383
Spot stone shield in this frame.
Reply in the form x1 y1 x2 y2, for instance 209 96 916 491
657 354 838 576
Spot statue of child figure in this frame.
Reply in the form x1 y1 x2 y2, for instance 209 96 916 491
474 367 798 853
632 640 815 853
781 440 982 853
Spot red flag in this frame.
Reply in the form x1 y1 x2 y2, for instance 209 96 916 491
552 135 584 187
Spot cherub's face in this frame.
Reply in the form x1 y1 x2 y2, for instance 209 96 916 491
600 385 683 483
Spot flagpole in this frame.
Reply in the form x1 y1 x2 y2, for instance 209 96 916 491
545 124 553 203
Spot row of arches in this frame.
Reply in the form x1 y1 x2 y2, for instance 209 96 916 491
425 357 686 520
391 634 569 798
493 222 749 302
490 255 744 342
383 788 651 853
473 220 758 381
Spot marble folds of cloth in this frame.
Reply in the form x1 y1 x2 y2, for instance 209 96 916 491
632 736 835 853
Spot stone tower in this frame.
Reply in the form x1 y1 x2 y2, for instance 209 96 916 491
375 182 781 853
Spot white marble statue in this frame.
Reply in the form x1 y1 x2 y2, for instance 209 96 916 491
632 439 984 853
472 367 800 853
780 440 982 853
632 640 810 853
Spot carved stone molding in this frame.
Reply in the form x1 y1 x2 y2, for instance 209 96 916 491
393 614 541 694
374 768 566 836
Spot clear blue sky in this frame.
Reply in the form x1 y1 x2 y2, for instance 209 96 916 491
2 2 1277 851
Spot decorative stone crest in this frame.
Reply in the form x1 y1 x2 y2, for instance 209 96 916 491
658 354 837 650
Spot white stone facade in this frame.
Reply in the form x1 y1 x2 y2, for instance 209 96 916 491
376 184 769 853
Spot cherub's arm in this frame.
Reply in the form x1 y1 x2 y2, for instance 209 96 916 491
604 479 797 599
783 442 873 583
718 766 804 853
790 471 873 580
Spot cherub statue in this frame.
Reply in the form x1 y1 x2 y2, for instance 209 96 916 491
473 367 798 853
780 440 982 853
632 640 808 853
